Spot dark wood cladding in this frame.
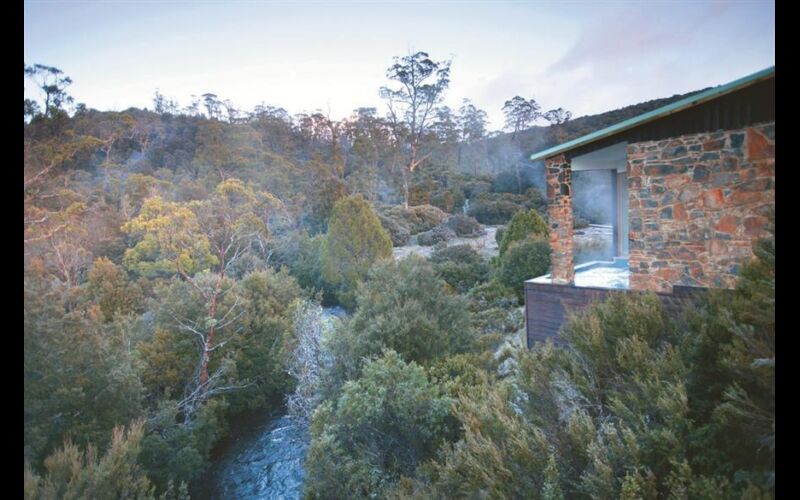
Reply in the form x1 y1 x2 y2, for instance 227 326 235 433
524 282 708 348
565 77 775 161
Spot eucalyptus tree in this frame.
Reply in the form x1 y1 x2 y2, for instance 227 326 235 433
122 179 276 416
502 95 541 140
543 107 572 125
544 107 573 142
457 99 489 175
502 95 541 191
380 51 451 208
24 63 74 119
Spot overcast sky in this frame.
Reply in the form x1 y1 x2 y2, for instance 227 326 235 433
24 0 775 129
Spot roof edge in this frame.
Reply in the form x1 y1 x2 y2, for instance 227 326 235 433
529 65 775 162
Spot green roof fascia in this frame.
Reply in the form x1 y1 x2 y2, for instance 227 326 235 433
529 65 775 162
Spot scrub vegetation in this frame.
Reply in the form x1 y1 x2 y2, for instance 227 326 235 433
24 55 772 499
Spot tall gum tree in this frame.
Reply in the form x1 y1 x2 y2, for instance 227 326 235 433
380 51 451 208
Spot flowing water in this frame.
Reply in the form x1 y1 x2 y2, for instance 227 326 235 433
192 306 345 499
193 411 310 499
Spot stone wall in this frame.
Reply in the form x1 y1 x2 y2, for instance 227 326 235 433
627 122 774 292
545 154 575 284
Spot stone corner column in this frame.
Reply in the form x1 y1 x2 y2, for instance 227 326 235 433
546 154 575 285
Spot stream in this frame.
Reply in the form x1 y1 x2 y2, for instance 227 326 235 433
192 410 310 499
192 306 344 500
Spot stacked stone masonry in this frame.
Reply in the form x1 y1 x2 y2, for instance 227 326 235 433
627 122 774 292
545 154 575 284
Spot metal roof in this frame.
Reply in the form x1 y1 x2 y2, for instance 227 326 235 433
529 65 775 162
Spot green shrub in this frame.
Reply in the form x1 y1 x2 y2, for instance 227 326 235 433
225 268 304 413
398 229 776 498
24 421 166 500
491 171 536 194
461 179 492 198
379 204 449 235
305 350 455 499
427 352 497 400
303 177 349 234
468 279 519 310
320 195 393 309
497 236 551 298
467 198 522 224
416 225 455 246
429 244 490 294
324 257 476 388
495 226 505 246
498 209 549 256
430 188 465 214
378 212 411 246
467 188 546 225
444 214 483 237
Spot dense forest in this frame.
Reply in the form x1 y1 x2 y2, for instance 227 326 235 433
24 53 773 498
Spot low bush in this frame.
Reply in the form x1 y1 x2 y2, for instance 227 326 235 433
430 188 466 214
467 279 519 310
378 212 411 246
416 226 456 246
429 244 490 293
497 236 551 298
498 209 549 256
467 198 522 224
379 204 449 235
444 214 483 237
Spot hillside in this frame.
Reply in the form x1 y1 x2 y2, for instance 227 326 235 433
509 87 711 161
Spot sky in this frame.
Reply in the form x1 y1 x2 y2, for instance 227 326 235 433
24 0 775 130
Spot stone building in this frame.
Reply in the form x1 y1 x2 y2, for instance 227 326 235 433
525 66 775 348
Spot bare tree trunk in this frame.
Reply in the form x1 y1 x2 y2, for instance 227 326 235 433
198 266 224 396
197 295 216 393
402 169 410 209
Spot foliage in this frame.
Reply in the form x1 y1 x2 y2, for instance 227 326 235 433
379 51 452 207
271 230 328 295
502 96 541 139
394 230 775 498
497 236 551 297
225 268 305 412
138 398 228 491
325 257 476 390
467 188 546 225
304 350 455 499
499 208 549 256
23 60 767 498
428 244 491 293
680 231 775 492
467 279 519 310
23 421 179 500
467 197 522 224
491 170 536 194
304 177 349 234
24 274 144 467
573 215 590 229
121 197 216 278
379 204 449 235
415 225 455 246
429 187 465 214
444 214 483 237
85 257 143 322
378 212 412 246
320 195 393 309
